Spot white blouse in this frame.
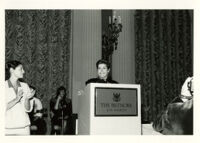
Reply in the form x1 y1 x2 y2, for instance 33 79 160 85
5 80 33 129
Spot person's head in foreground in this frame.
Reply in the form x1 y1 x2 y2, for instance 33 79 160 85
29 85 36 98
180 76 193 102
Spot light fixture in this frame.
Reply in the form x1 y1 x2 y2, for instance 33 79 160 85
102 11 122 61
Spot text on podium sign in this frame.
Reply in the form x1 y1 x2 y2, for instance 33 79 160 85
95 87 138 116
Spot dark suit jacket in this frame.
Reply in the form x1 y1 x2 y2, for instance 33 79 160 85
153 99 193 135
85 77 118 85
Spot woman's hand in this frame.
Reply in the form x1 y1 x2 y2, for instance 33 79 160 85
27 88 35 99
54 95 62 110
6 90 23 111
57 95 62 101
78 90 84 96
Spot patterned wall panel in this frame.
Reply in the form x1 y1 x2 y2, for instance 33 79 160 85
5 10 71 134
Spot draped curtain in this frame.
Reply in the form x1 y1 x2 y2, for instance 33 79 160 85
5 10 71 117
135 10 193 122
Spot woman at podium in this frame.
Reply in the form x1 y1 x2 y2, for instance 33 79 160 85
85 59 118 85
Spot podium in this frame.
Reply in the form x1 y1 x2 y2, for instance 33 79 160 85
78 83 141 135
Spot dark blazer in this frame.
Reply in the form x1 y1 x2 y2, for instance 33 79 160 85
85 77 118 85
152 99 193 135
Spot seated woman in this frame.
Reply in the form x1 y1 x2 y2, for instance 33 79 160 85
50 86 72 135
152 76 193 135
85 59 118 85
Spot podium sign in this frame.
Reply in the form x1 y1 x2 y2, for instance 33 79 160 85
78 83 141 135
95 87 137 116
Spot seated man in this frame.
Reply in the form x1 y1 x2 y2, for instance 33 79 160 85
29 86 47 135
152 77 193 135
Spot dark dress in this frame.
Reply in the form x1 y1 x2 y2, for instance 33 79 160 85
50 97 72 134
85 77 118 85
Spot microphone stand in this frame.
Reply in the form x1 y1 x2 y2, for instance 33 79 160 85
62 109 64 135
61 100 64 135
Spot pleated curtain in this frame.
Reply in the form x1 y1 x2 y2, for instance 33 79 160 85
5 10 71 114
134 10 193 122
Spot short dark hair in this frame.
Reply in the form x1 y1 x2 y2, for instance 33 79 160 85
96 59 110 69
29 85 36 90
5 60 22 80
56 86 67 99
29 85 37 97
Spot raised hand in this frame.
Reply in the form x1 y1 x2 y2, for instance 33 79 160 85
57 95 62 101
77 90 84 96
27 88 35 99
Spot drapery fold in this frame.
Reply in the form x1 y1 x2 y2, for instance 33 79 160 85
5 10 71 113
135 10 193 121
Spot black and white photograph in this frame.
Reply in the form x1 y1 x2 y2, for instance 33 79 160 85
4 9 193 136
1 0 200 142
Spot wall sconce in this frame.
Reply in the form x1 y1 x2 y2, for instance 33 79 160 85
102 11 123 61
108 14 122 50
